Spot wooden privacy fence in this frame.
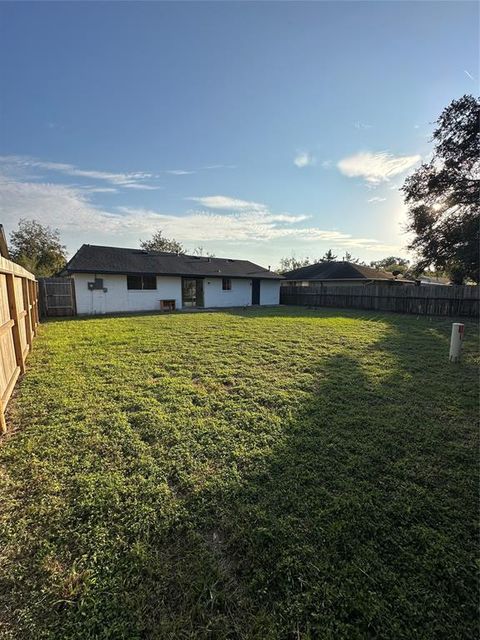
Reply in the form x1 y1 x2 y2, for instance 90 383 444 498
280 284 480 317
39 277 76 317
0 257 39 432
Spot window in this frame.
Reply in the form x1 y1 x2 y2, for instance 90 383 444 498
127 275 157 290
222 278 232 291
142 275 157 290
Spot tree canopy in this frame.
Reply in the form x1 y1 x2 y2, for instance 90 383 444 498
140 230 185 254
402 94 479 284
370 256 410 274
278 249 358 273
321 249 337 262
9 219 67 277
277 256 312 274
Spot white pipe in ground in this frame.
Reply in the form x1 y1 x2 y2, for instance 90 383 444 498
449 323 465 362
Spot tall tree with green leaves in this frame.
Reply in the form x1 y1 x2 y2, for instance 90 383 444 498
140 230 185 254
192 246 216 257
343 251 361 264
370 256 410 274
277 256 312 273
321 249 337 262
9 219 67 277
402 95 480 284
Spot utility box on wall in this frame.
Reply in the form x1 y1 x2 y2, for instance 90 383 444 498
88 278 107 292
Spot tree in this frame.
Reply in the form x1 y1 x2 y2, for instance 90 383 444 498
321 249 337 262
9 219 67 277
370 256 410 274
402 95 480 284
140 230 185 254
192 246 216 257
343 251 360 264
277 256 312 274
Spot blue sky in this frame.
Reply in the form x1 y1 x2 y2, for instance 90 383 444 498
0 1 477 266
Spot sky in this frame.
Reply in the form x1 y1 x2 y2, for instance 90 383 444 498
0 1 478 267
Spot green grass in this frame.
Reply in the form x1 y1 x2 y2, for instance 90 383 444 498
0 307 478 639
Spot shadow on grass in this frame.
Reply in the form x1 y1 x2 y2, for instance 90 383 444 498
124 320 478 639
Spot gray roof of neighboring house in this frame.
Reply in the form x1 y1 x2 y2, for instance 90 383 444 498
64 244 284 280
282 261 396 281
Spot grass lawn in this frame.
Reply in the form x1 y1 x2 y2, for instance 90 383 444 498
0 307 478 639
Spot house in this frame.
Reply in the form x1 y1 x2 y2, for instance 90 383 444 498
63 244 283 315
282 261 414 287
416 275 451 286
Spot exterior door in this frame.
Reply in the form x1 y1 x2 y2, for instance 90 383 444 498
251 279 261 305
182 278 204 308
91 289 106 315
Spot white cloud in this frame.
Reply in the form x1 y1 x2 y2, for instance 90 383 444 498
337 151 421 183
122 183 162 190
464 70 474 80
0 155 158 189
354 121 373 130
202 164 237 170
85 187 118 193
186 195 268 212
166 169 195 175
294 151 316 168
0 175 397 253
367 196 387 203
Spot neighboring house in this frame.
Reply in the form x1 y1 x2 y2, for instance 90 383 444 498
63 244 283 315
282 261 414 286
416 275 451 286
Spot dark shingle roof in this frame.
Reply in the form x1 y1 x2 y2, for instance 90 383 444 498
65 245 283 279
282 261 395 281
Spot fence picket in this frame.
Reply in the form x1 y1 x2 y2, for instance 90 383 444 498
0 259 37 432
280 284 479 317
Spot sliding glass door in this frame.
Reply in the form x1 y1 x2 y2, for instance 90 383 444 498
182 278 204 308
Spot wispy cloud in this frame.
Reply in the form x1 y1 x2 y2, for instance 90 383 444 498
0 174 397 253
85 186 118 193
122 183 161 190
354 121 373 130
337 151 421 184
186 195 268 212
0 155 159 190
294 151 316 168
202 164 237 170
165 165 236 175
464 69 474 80
367 196 386 203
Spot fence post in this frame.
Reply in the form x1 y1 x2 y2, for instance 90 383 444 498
0 399 6 433
21 278 33 351
5 273 25 375
32 280 39 330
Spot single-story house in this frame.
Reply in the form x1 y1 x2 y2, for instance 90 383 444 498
282 261 414 287
63 244 283 315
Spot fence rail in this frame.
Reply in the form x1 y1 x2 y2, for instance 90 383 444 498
280 284 479 317
0 257 38 432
